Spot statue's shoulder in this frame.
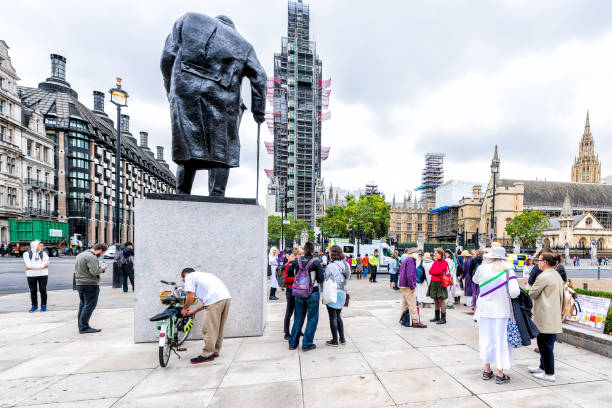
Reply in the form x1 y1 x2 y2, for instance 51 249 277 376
180 12 215 25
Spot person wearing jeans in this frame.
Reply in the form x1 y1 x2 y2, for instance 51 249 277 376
120 242 135 292
283 248 299 340
23 241 49 312
286 242 324 351
324 245 351 346
74 243 108 333
528 250 564 382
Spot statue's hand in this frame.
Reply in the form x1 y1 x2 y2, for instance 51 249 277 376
253 112 265 124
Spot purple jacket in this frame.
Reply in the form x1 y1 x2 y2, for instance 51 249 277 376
399 257 417 290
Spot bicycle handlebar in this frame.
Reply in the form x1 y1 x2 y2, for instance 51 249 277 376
160 280 176 285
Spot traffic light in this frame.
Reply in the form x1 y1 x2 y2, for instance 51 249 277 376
349 228 355 244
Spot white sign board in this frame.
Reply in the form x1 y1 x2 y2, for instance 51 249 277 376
565 294 611 333
49 229 63 238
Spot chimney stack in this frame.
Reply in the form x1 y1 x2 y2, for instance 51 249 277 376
50 54 67 81
139 131 149 149
156 146 164 161
120 114 130 134
93 91 105 113
473 185 482 199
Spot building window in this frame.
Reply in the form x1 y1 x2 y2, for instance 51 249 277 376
586 217 592 225
396 222 401 231
407 223 412 230
418 224 422 232
427 224 432 232
69 119 88 131
44 117 56 126
418 214 422 221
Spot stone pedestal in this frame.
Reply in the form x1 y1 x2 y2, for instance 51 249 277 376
133 195 267 343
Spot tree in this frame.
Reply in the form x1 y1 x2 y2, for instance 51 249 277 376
505 210 550 247
317 193 391 239
268 215 314 247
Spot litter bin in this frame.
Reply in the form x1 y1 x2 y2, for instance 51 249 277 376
112 262 122 288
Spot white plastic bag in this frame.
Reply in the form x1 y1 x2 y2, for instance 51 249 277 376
322 278 338 305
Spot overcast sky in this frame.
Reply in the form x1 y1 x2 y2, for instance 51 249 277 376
4 0 612 203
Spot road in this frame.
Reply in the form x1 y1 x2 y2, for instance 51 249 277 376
0 256 113 295
0 256 611 295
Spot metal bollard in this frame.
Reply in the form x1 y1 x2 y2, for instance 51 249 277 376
112 262 122 288
598 266 600 280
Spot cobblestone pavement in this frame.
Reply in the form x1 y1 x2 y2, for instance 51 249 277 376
1 279 611 407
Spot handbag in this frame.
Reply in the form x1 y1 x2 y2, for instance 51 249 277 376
441 264 453 288
504 269 522 348
322 263 339 305
344 293 350 307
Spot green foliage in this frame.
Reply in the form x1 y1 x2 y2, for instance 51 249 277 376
268 216 314 247
318 194 391 240
505 210 550 247
572 288 612 335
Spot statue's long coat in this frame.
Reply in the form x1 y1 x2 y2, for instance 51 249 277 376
161 13 267 169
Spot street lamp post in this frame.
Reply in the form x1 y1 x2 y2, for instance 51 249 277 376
108 78 128 245
490 155 499 244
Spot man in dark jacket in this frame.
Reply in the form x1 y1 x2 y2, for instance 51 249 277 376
528 249 567 286
115 242 134 292
286 241 324 351
161 13 267 196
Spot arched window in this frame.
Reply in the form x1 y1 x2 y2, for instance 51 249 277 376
586 217 592 226
543 238 550 248
597 239 604 250
579 238 587 248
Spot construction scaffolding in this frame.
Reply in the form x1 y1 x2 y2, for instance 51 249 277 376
416 152 445 205
264 0 329 229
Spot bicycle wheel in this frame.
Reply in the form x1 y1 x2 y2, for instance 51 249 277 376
159 336 171 367
176 317 192 346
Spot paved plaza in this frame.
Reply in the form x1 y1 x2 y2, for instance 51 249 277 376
1 280 611 408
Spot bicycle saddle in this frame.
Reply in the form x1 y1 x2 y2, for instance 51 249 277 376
150 309 178 322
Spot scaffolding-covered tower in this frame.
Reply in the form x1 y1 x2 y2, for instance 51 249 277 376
416 153 445 207
265 0 330 229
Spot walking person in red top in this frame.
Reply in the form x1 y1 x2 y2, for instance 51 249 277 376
427 248 449 324
283 248 300 340
362 254 370 279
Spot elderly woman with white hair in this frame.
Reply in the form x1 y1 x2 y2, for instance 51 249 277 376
473 246 520 385
268 247 280 300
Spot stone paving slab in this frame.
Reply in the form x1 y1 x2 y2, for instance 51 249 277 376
0 280 611 407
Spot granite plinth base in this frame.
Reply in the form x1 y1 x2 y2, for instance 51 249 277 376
133 197 267 343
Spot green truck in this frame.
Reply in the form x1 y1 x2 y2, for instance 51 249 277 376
8 218 70 257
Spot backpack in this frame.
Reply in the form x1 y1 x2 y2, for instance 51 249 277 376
562 282 579 321
416 260 426 284
114 249 127 266
292 257 315 298
276 264 286 287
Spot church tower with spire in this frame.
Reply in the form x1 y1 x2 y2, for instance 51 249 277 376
571 111 601 183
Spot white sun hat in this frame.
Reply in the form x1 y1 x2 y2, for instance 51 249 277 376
483 245 507 259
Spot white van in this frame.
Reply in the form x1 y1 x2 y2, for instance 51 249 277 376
332 239 395 272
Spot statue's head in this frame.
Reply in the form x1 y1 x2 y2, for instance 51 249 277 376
216 15 235 28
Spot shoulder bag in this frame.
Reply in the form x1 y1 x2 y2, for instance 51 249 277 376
505 269 522 348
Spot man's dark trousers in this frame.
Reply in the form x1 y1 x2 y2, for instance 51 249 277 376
370 265 377 282
77 285 100 332
120 267 134 292
289 290 320 349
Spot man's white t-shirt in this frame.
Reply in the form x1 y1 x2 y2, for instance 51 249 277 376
184 272 231 306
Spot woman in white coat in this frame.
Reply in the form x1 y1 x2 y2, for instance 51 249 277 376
417 252 434 307
268 247 280 300
473 246 520 384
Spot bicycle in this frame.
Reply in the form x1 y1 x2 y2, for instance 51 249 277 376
149 280 195 367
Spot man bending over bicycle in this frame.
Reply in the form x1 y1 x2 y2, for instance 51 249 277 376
180 267 232 363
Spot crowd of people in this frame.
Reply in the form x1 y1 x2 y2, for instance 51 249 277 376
265 241 566 384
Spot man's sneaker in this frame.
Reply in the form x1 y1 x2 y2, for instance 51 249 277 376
532 372 556 382
40 305 47 312
79 328 102 334
284 334 291 341
528 366 544 374
325 340 339 347
339 339 346 345
269 296 279 300
302 344 317 352
191 355 215 364
495 374 511 384
28 306 37 313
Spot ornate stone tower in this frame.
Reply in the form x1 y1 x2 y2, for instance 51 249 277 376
571 111 601 183
559 191 574 246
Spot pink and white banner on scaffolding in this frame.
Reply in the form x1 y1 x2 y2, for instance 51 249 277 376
264 169 274 178
318 78 331 89
264 141 274 155
321 146 330 160
318 111 331 121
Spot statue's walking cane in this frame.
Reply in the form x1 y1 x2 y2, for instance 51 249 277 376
256 122 261 204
